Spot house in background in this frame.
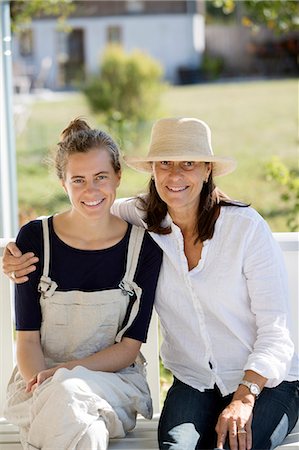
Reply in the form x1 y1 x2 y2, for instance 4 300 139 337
12 0 297 92
12 0 205 91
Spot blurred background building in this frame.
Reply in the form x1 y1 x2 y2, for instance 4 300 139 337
11 0 205 90
10 0 298 93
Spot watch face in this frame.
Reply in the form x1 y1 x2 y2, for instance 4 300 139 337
251 384 260 395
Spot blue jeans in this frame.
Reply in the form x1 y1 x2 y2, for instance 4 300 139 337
158 377 299 450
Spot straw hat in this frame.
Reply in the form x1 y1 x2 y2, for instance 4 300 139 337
124 117 237 177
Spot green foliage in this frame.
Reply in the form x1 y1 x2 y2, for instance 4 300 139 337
212 0 299 34
83 45 164 150
10 0 74 32
211 0 236 15
159 357 173 403
243 0 299 34
201 53 225 80
265 157 299 231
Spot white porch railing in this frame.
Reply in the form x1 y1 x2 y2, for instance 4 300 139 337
0 233 298 449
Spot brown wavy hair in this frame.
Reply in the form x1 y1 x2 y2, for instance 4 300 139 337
138 168 248 243
55 118 121 180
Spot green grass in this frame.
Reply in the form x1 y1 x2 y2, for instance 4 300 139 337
16 79 298 231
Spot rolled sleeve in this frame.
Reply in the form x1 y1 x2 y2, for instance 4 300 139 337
243 219 294 386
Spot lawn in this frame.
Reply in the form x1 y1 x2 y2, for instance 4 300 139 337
15 78 298 231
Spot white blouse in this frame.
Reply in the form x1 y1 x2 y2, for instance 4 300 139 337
112 198 298 396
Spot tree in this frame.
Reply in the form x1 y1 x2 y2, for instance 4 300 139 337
10 0 74 31
212 0 299 34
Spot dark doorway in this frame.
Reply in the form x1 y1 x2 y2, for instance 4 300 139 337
57 29 85 87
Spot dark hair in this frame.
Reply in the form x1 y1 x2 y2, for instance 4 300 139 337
55 118 121 180
138 169 248 243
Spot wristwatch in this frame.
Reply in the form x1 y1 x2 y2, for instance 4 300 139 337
239 379 261 397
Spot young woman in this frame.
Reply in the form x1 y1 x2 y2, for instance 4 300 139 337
3 117 298 450
3 118 162 450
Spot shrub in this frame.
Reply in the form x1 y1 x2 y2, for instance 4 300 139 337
265 157 299 231
83 45 164 149
201 53 225 80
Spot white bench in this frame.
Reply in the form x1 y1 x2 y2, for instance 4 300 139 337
0 233 298 449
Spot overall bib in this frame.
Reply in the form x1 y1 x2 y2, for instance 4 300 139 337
5 219 153 450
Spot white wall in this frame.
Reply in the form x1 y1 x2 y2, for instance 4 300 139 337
33 23 58 88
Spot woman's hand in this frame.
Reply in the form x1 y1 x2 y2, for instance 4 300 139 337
216 371 266 449
216 398 254 450
26 366 60 393
2 242 39 283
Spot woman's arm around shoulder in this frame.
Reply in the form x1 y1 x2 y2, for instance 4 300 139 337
2 220 42 283
111 196 148 228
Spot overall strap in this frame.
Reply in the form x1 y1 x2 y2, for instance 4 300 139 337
118 225 145 296
38 217 58 297
116 225 145 343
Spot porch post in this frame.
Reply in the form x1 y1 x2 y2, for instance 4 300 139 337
0 0 18 238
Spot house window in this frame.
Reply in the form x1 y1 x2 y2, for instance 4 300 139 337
107 26 122 44
126 1 144 14
19 29 33 57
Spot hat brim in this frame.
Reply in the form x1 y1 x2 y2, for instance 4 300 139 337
124 155 237 177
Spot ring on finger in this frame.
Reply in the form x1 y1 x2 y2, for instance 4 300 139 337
230 422 237 436
237 428 247 434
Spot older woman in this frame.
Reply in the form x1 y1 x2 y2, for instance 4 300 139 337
3 117 299 450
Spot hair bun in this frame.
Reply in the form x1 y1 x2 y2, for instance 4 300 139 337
60 117 91 140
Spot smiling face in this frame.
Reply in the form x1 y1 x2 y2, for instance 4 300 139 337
62 147 121 222
152 160 211 216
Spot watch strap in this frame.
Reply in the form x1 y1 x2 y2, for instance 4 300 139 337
239 379 261 396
